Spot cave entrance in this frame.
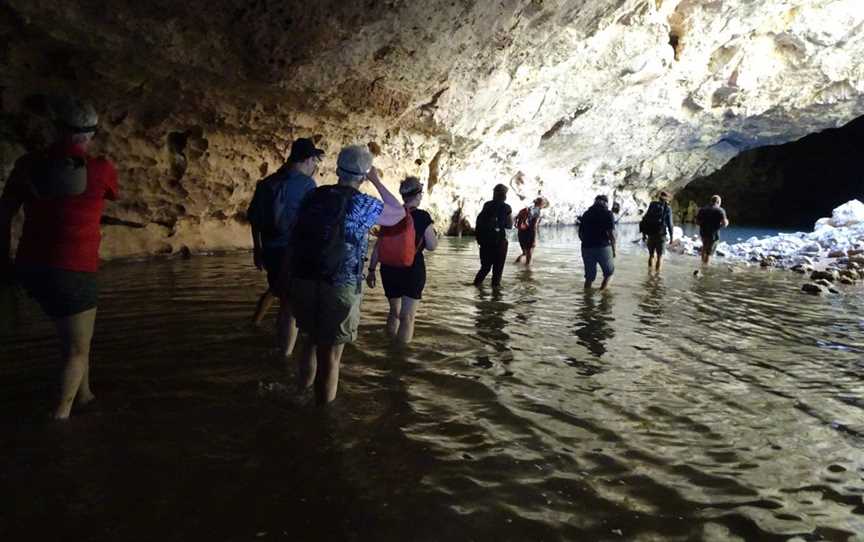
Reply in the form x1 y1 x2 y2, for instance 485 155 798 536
675 114 864 228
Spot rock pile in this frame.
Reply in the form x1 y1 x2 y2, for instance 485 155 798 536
671 200 864 270
667 200 864 295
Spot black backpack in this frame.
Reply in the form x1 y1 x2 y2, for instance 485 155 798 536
639 201 665 236
291 184 357 282
475 203 503 246
247 169 294 238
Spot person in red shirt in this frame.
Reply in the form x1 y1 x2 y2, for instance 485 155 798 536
0 97 119 420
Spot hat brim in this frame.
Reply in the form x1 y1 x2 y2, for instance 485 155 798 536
289 148 325 163
400 183 425 196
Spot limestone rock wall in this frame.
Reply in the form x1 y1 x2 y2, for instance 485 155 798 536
2 0 863 258
675 114 864 228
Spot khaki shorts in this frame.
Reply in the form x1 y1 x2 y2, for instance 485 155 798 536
291 278 363 345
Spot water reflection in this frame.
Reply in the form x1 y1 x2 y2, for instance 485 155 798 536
3 228 864 540
636 273 666 325
473 287 513 368
572 290 615 357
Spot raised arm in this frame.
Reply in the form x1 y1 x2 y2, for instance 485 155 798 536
367 167 405 227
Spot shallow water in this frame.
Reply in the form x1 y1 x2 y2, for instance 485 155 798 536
677 224 797 245
2 226 864 541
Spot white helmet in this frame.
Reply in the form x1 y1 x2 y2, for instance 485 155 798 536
55 96 98 133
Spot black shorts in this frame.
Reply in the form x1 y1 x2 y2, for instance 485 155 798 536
16 266 99 319
646 235 667 255
262 246 288 290
380 262 426 300
701 235 719 255
518 229 536 251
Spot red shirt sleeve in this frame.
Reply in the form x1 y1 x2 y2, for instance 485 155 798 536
91 158 119 201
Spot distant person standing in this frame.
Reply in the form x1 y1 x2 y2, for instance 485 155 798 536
578 195 616 290
0 97 118 420
290 145 405 405
610 201 621 249
247 138 323 356
367 177 438 345
639 191 674 272
473 184 513 287
696 194 729 265
514 197 549 266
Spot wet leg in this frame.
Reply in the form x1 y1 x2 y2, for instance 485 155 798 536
296 336 317 391
386 297 401 338
314 343 345 405
252 290 276 326
277 299 298 357
54 308 97 419
396 297 419 345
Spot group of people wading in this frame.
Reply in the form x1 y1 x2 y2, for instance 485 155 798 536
0 98 729 418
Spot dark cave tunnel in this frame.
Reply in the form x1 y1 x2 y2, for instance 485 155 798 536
675 114 864 229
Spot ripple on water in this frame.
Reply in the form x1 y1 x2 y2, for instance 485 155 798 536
1 228 864 540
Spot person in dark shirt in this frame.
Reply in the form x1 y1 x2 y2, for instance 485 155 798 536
367 177 438 345
695 194 729 265
578 195 616 290
642 190 674 273
247 137 322 356
473 184 513 288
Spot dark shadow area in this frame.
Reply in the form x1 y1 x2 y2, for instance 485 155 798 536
675 114 864 228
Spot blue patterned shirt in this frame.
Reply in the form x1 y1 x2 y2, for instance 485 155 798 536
332 193 383 287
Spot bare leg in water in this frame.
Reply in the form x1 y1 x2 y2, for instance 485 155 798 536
277 298 298 357
54 308 97 419
252 290 276 326
524 246 535 266
295 335 317 391
599 274 613 290
396 297 419 345
386 297 401 338
313 343 345 405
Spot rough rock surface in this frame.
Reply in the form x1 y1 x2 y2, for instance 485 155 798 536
2 0 864 258
675 114 864 227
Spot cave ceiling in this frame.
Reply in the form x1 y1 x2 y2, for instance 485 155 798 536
2 0 863 256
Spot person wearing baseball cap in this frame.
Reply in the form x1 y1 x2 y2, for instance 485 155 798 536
1 95 118 419
291 144 406 405
247 137 324 356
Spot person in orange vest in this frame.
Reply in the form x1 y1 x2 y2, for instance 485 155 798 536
367 177 438 344
514 197 549 266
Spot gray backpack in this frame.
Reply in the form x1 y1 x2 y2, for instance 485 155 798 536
30 156 88 198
